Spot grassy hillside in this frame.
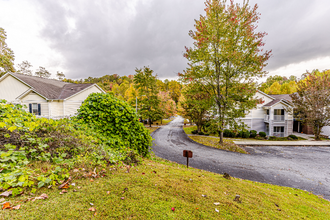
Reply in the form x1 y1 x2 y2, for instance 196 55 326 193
2 157 329 220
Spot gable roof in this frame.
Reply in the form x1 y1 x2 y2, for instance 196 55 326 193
269 94 292 102
7 72 95 100
263 94 293 107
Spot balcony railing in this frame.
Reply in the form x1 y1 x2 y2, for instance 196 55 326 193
274 115 285 121
264 115 270 122
273 132 285 137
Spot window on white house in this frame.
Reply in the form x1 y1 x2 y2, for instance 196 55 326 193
273 126 285 137
29 103 41 115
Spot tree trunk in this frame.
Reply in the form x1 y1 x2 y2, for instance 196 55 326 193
149 118 152 127
197 124 201 133
220 131 223 144
314 124 321 141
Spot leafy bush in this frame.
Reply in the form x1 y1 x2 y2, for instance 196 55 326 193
259 132 267 138
0 101 124 194
250 130 257 138
223 129 231 137
268 136 278 141
288 134 298 140
191 130 198 134
198 131 204 135
242 131 250 138
76 93 152 157
237 130 243 138
230 130 237 138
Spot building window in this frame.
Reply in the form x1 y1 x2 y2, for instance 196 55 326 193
29 103 41 115
273 126 285 137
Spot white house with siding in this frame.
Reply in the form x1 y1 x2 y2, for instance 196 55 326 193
0 72 105 118
239 91 294 137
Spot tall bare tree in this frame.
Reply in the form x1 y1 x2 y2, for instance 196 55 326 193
35 66 51 78
17 60 33 75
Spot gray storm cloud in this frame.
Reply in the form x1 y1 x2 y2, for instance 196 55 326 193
35 0 330 79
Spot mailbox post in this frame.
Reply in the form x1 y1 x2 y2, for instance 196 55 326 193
183 150 193 168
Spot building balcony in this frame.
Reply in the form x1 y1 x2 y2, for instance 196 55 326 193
274 115 285 122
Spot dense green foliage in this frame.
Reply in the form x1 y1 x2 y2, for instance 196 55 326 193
133 66 162 127
258 75 298 95
291 70 330 140
0 99 144 195
76 93 152 157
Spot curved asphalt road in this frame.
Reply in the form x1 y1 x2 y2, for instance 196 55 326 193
151 117 330 201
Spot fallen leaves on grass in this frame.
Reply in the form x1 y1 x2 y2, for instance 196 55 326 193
12 205 21 210
88 207 96 212
58 177 72 189
34 193 48 200
1 202 21 210
59 190 68 195
2 202 11 209
0 191 12 197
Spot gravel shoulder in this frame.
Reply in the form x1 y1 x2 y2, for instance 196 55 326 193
151 117 330 201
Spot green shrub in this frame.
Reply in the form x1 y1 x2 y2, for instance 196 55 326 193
268 136 277 141
198 131 204 135
230 130 237 138
259 132 266 138
76 93 152 157
288 134 298 140
223 129 231 137
191 130 198 134
250 130 257 138
242 131 250 138
238 131 244 138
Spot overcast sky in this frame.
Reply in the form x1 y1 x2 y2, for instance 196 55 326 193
1 0 330 80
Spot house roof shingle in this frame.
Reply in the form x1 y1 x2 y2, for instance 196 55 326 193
263 94 293 107
269 94 292 102
10 73 94 100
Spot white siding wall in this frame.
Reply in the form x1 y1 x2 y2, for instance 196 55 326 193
64 85 103 116
0 75 30 102
255 92 273 108
21 92 46 102
21 91 49 116
64 101 83 116
50 101 64 116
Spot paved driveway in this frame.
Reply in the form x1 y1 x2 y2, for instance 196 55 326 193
151 117 330 201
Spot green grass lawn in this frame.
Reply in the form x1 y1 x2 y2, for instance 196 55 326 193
1 157 329 219
183 125 197 134
153 119 172 126
189 136 248 154
145 126 159 134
